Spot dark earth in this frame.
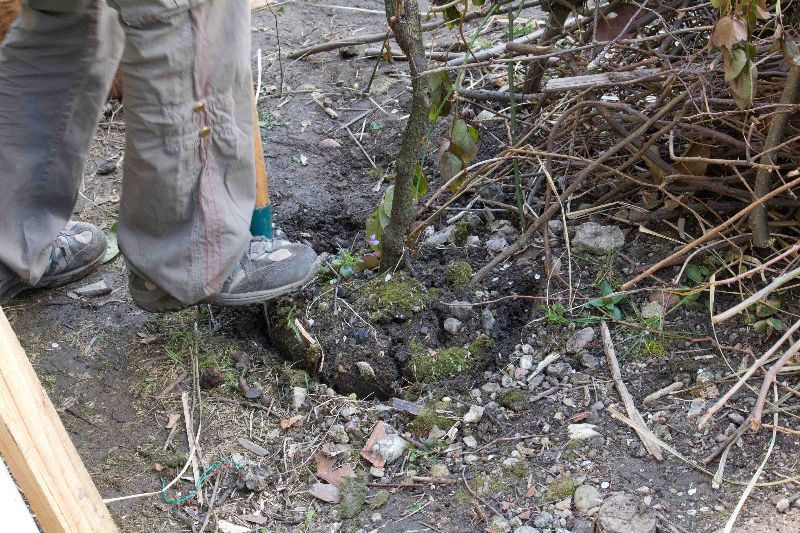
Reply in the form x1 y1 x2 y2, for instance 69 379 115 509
4 2 799 532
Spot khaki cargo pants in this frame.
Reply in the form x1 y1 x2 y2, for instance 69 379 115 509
0 0 255 304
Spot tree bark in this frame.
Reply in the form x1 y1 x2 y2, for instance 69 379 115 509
380 0 431 270
523 0 584 92
749 65 800 249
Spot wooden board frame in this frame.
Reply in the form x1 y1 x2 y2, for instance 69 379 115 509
0 307 117 532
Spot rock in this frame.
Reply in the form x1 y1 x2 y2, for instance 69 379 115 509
476 110 496 121
482 382 501 394
546 361 573 379
319 138 342 149
567 327 595 353
463 435 478 448
514 527 541 533
369 488 389 509
444 317 464 335
572 518 594 533
776 497 790 512
430 463 449 478
392 398 420 416
369 466 385 478
579 351 599 369
449 301 474 321
519 353 534 370
356 361 376 380
486 237 509 253
339 45 358 58
218 520 251 533
329 423 349 444
73 278 112 297
568 423 602 441
482 309 497 332
235 464 271 492
199 366 226 389
425 226 453 246
574 485 603 511
292 386 308 410
339 476 368 519
555 496 572 511
533 511 554 529
238 437 269 457
466 235 481 247
463 405 485 423
687 398 706 418
641 301 665 320
595 493 656 533
371 512 382 522
572 222 625 255
372 434 408 464
488 515 512 533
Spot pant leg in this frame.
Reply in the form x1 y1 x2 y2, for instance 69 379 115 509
0 0 123 284
111 0 255 305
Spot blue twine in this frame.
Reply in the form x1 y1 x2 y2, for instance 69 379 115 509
161 458 241 504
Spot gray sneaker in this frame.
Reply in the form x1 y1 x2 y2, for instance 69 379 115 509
129 237 320 312
0 221 108 305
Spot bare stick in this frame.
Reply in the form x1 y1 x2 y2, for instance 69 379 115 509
182 391 203 505
600 321 663 460
643 381 683 404
751 337 800 430
712 265 800 324
698 320 800 428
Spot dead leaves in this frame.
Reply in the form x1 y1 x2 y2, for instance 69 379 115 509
280 414 303 430
308 450 356 504
710 15 748 50
360 421 387 468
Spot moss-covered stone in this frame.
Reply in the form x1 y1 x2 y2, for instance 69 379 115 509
368 489 390 510
497 388 525 409
283 367 309 388
408 402 456 437
446 260 473 289
361 274 434 321
451 222 469 246
409 335 494 383
502 459 529 479
338 474 368 519
545 475 575 502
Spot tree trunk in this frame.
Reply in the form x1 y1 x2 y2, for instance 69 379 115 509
380 0 431 270
523 0 583 93
749 65 800 249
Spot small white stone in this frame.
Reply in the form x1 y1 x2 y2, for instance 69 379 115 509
463 405 485 424
463 435 478 448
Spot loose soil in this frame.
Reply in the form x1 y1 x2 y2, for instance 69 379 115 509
4 2 799 532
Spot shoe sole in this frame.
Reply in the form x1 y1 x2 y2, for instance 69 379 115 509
203 257 321 307
0 252 105 305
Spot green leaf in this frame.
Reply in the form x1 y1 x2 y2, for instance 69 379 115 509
610 307 622 320
686 263 704 284
413 165 428 197
378 185 394 228
724 47 748 81
102 222 120 264
443 6 462 29
449 119 479 164
599 280 614 297
440 151 463 187
428 71 452 121
767 317 783 331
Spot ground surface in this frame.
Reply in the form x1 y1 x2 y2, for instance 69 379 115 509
4 2 800 532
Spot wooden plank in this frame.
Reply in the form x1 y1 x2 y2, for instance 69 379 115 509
0 458 39 533
0 307 118 532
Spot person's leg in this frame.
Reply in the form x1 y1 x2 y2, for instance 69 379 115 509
115 0 320 311
110 0 256 306
0 1 123 299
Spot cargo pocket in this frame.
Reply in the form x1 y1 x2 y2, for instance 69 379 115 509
108 0 208 27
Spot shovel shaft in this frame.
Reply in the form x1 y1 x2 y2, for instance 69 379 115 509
251 93 273 238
